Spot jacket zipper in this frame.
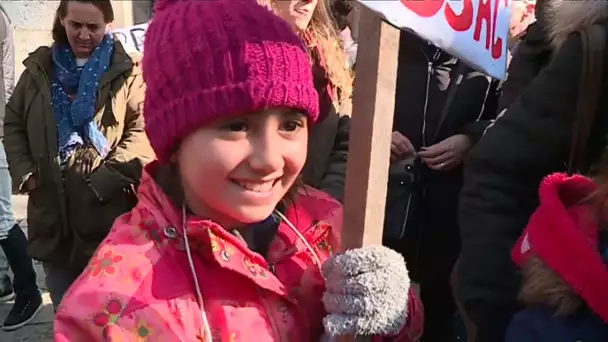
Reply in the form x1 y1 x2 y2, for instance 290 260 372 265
420 47 441 148
256 287 285 341
260 226 328 340
400 46 440 239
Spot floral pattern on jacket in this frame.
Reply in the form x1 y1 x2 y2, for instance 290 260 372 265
54 163 423 341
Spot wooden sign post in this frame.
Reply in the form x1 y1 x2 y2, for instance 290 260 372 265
337 4 400 342
341 5 400 249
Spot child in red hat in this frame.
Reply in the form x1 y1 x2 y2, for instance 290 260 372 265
506 173 608 342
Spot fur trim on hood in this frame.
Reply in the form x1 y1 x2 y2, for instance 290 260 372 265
545 0 608 50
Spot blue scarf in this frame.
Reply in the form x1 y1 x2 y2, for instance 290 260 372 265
51 34 114 164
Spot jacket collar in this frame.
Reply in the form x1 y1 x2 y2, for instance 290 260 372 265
137 161 342 260
135 161 340 300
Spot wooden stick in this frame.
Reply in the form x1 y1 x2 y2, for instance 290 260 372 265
341 5 400 251
337 5 400 341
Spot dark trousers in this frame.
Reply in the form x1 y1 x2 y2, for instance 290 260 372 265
0 225 39 298
43 262 84 310
385 227 461 342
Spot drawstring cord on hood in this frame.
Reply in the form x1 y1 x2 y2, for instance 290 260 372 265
182 204 323 340
273 209 323 271
182 204 213 341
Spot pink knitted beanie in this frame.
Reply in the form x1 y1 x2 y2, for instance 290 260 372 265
143 0 320 162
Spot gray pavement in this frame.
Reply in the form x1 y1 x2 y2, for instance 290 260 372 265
0 195 54 342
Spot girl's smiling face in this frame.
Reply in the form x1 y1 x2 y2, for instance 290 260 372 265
176 108 308 229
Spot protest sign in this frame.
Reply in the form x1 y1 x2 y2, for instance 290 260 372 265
357 0 512 79
113 22 148 54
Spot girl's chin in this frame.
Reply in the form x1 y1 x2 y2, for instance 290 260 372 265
223 203 283 227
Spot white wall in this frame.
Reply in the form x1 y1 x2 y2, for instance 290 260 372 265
2 1 58 76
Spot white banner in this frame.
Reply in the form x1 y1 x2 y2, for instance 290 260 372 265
357 0 512 80
113 22 149 54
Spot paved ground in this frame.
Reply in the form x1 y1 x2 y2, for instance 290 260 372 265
0 195 54 342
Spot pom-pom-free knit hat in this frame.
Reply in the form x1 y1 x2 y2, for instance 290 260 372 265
512 173 608 322
143 0 319 162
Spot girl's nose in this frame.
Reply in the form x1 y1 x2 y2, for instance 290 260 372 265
248 133 285 174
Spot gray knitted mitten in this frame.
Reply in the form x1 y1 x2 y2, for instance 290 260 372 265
322 245 410 337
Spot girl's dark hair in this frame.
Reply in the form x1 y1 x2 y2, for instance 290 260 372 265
52 0 115 44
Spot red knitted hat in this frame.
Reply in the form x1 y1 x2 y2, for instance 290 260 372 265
512 173 608 321
142 0 319 162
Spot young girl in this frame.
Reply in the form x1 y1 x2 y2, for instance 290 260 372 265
506 173 608 341
53 0 423 341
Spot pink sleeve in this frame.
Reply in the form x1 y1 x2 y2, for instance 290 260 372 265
370 288 424 342
391 288 424 342
310 189 424 341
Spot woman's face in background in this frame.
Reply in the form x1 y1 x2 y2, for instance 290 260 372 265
273 0 319 32
60 2 109 58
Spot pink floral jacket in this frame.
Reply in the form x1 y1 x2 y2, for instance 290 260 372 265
54 164 423 341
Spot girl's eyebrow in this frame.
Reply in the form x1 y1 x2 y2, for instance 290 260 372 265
282 108 306 118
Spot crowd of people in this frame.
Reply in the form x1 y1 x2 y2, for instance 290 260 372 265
0 0 605 341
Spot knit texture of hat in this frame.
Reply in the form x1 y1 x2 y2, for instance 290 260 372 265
143 0 319 162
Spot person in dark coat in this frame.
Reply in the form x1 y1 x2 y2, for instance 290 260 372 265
498 4 553 112
506 173 608 342
454 0 608 341
383 31 500 342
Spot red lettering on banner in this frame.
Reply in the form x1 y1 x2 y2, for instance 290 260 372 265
400 0 445 18
398 0 509 60
474 0 492 49
492 0 509 58
445 0 474 31
472 0 508 59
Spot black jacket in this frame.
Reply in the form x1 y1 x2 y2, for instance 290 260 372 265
302 111 349 203
456 12 608 342
301 53 350 203
498 21 553 111
393 33 499 150
387 32 500 237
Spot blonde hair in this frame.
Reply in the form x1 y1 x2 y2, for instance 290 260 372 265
266 0 354 105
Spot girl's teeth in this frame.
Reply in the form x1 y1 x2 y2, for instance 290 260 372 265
237 181 274 192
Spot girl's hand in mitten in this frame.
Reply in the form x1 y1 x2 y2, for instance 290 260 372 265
322 245 410 337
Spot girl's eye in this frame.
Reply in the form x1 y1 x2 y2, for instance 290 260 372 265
222 121 249 132
280 119 304 132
